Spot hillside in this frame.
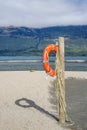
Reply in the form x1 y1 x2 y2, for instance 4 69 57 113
0 25 87 56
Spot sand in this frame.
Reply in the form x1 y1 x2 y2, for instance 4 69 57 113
0 71 87 130
65 71 87 79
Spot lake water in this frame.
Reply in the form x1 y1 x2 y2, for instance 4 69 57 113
0 56 87 71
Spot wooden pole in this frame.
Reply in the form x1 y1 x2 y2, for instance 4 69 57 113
56 37 66 124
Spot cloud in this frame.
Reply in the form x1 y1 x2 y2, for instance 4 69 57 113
0 0 87 27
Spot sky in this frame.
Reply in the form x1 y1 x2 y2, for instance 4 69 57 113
0 0 87 28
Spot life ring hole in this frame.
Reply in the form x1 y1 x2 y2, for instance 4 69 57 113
49 51 56 70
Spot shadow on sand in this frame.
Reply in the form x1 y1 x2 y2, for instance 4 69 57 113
15 98 59 121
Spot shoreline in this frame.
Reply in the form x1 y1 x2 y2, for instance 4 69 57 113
0 70 87 79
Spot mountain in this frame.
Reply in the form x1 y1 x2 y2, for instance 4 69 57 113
0 25 87 56
0 25 87 38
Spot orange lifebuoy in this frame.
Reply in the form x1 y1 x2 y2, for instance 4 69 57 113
42 44 58 77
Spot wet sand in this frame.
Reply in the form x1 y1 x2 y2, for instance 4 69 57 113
66 79 87 130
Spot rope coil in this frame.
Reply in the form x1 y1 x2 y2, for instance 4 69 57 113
55 41 66 123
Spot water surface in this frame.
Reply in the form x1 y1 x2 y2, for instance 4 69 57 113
0 56 87 71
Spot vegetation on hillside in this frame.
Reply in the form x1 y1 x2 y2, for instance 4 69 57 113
0 25 87 56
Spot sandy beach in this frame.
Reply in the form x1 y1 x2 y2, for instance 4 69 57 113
0 71 87 130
